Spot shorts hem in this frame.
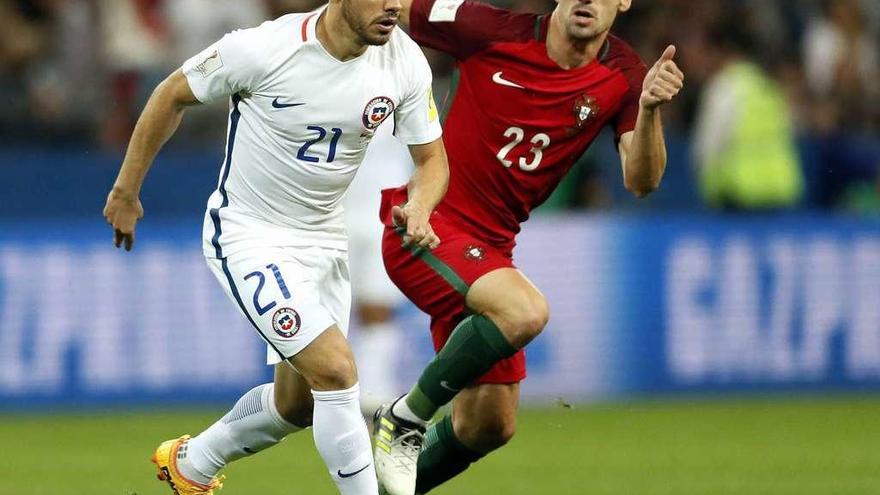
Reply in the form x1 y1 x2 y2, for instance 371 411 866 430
473 373 527 386
265 316 338 365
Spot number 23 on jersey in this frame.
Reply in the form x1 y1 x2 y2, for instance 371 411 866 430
496 126 551 172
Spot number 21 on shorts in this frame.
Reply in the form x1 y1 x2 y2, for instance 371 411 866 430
244 263 292 316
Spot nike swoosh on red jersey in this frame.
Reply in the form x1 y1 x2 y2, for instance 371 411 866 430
492 72 525 89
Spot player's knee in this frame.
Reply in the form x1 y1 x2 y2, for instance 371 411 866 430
506 295 549 346
524 296 550 336
307 354 358 391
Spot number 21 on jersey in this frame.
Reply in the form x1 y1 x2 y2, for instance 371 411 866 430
298 125 342 163
496 126 551 171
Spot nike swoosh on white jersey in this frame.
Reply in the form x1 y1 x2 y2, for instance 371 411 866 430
492 72 525 89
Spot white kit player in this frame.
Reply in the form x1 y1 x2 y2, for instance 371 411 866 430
102 0 449 493
345 123 413 413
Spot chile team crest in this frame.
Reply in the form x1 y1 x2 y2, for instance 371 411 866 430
363 96 395 130
567 94 600 136
272 307 301 339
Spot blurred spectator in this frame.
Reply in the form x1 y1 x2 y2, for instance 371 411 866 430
165 0 271 143
1 0 877 215
803 0 879 133
0 0 98 144
693 17 803 211
166 1 269 62
97 0 171 146
0 1 44 68
800 0 880 211
0 0 48 142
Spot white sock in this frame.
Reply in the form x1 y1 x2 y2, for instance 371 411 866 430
355 322 401 410
178 383 302 484
312 384 378 494
391 395 429 426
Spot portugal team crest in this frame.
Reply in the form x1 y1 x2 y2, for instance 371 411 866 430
464 245 486 262
272 307 301 339
363 96 395 129
567 94 600 136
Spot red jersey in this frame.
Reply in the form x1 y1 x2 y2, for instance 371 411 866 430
409 0 647 255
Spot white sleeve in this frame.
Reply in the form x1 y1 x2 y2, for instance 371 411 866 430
393 50 443 145
181 24 269 103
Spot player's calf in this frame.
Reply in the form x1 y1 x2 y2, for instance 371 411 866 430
274 398 313 427
375 314 519 494
273 364 315 427
451 383 519 453
293 327 379 494
413 384 519 494
453 410 516 453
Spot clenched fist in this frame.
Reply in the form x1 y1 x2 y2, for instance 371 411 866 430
640 45 684 110
392 203 440 249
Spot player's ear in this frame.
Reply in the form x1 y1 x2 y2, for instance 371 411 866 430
619 0 632 12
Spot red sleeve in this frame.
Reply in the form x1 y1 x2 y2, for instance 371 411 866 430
603 36 648 142
613 66 646 140
409 0 535 59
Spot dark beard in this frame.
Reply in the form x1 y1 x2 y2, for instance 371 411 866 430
341 0 388 46
566 19 605 41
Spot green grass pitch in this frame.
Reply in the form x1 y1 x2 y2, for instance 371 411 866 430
0 396 877 495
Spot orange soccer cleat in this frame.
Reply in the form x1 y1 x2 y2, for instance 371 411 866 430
151 435 225 495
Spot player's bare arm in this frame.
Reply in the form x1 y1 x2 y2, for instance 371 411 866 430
619 45 684 198
103 70 200 250
394 137 449 249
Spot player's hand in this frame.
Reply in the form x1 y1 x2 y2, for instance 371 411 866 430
640 45 684 110
392 203 440 249
103 188 144 251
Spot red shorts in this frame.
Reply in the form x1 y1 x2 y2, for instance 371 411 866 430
380 187 527 385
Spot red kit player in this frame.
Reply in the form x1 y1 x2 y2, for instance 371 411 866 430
372 0 684 493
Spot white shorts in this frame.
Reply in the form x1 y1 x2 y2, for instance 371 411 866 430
206 245 351 365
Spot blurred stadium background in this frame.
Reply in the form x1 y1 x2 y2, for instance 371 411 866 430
1 0 879 494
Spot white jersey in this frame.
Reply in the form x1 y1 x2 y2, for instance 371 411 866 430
182 9 442 259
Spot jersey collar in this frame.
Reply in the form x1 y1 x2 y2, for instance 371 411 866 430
535 14 549 41
300 6 325 44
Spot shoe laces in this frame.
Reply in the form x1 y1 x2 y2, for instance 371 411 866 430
390 429 424 474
